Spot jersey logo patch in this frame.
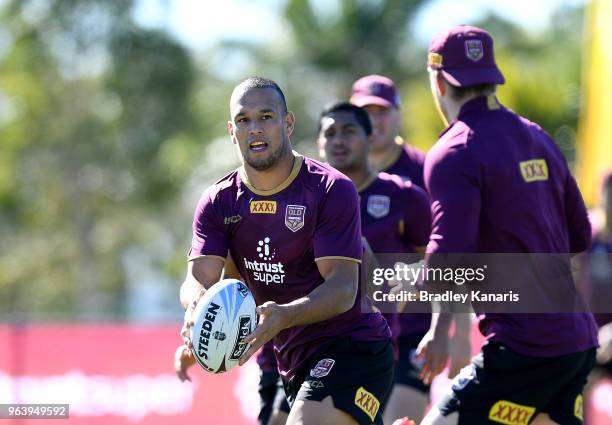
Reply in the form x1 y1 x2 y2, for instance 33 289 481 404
224 215 242 224
250 200 277 214
574 394 583 421
310 358 335 378
354 386 380 422
305 380 324 389
465 39 484 62
285 205 306 232
519 159 548 182
367 195 390 218
488 400 535 425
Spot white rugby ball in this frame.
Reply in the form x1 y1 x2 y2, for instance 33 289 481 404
190 279 257 373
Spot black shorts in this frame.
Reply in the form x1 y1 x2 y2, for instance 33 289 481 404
282 337 394 425
438 342 596 425
258 370 290 425
394 333 430 394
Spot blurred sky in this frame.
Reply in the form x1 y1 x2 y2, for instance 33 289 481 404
133 0 586 51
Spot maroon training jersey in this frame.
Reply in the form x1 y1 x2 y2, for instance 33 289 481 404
424 95 598 357
359 172 432 335
380 138 426 189
257 341 277 374
190 154 390 378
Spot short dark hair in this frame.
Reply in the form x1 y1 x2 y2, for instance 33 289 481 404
445 79 497 101
318 102 372 136
233 76 288 113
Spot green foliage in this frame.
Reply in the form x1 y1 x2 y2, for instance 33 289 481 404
0 0 199 320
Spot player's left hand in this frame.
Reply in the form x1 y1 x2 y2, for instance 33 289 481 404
239 301 288 366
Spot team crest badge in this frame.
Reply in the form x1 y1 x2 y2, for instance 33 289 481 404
465 39 484 62
285 205 306 232
310 358 335 378
367 195 390 218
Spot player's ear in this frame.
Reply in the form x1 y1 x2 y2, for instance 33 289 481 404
227 121 237 144
284 111 295 138
436 72 447 97
316 135 326 160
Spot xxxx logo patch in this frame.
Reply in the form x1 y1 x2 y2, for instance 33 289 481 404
489 400 535 425
574 394 583 421
354 386 380 422
250 200 277 214
519 159 548 183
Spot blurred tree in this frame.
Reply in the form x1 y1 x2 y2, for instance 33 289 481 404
241 0 429 147
284 0 427 79
0 0 199 320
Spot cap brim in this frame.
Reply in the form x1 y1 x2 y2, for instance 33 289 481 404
441 67 505 87
350 95 395 109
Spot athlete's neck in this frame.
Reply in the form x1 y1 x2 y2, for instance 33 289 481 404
344 166 376 192
369 142 401 170
242 151 296 192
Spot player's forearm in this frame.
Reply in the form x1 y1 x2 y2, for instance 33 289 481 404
180 258 225 310
452 313 471 338
280 274 357 328
430 310 453 338
180 276 205 311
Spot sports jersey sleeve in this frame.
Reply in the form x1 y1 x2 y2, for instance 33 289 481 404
425 141 481 254
564 171 591 253
314 177 363 262
401 183 432 248
188 188 229 261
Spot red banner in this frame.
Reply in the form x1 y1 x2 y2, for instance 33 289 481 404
0 324 609 424
0 325 259 425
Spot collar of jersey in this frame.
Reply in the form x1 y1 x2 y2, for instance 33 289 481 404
377 138 404 172
239 152 304 196
356 171 379 193
457 95 501 120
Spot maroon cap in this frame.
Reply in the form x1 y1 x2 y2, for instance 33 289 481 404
350 75 400 109
428 25 505 87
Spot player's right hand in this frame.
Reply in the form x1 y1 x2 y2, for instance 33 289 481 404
180 288 206 349
174 344 196 382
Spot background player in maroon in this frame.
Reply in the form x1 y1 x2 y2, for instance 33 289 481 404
417 25 598 425
350 75 425 189
316 102 470 424
178 77 393 425
351 77 471 391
